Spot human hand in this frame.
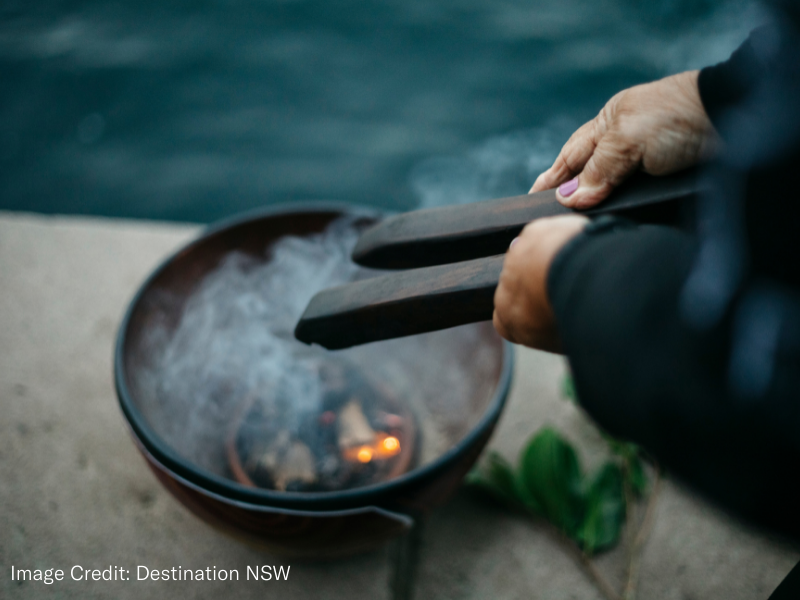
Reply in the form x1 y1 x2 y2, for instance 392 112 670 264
531 70 718 209
493 214 589 352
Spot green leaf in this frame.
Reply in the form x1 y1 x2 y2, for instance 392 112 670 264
561 374 577 403
578 463 626 555
465 452 522 508
603 435 638 460
468 426 638 556
516 427 585 536
627 455 648 497
603 435 648 497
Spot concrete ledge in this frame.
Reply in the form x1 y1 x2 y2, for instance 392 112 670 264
1 212 797 599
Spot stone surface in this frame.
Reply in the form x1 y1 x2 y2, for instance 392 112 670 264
1 212 797 599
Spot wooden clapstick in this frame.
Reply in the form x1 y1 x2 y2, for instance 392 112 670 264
296 168 704 349
352 168 703 269
295 255 504 350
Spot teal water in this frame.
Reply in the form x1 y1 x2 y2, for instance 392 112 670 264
0 0 761 222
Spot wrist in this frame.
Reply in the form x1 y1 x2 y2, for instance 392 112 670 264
547 216 635 307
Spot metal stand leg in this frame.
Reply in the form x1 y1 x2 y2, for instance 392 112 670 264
388 516 424 600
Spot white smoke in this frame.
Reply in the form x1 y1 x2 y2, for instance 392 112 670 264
133 217 502 481
410 118 579 209
410 0 764 210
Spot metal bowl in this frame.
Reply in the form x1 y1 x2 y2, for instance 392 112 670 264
114 202 513 558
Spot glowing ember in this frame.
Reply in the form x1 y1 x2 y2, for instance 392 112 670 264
383 436 400 452
343 433 402 464
228 359 415 491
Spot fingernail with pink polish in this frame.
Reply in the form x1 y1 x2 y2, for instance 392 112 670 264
558 177 579 198
509 237 520 249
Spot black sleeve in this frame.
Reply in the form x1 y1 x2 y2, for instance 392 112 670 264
697 27 767 129
544 7 800 540
547 221 800 539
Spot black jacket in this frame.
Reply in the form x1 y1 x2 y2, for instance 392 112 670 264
549 4 800 540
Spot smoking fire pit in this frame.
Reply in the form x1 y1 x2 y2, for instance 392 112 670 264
114 202 513 562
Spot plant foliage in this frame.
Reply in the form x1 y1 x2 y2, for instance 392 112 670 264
466 375 649 555
467 428 626 555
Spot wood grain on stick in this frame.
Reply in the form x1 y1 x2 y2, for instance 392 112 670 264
352 169 702 269
295 255 504 349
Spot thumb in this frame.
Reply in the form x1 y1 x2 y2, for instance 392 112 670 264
556 131 643 209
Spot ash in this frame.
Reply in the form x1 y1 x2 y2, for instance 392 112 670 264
135 217 501 487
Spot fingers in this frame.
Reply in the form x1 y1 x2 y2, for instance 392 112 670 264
492 309 516 344
532 90 644 209
530 120 598 193
558 128 643 209
492 215 588 351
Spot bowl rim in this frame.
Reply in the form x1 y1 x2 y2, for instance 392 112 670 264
114 201 514 511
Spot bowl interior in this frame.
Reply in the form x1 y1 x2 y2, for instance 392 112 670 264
119 206 505 501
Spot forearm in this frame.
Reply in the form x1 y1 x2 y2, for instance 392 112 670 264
548 221 701 445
